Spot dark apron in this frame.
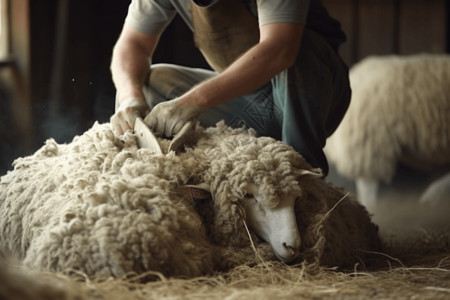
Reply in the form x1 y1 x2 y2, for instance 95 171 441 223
190 0 259 72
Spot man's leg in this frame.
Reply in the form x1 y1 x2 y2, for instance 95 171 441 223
271 29 351 175
144 63 216 107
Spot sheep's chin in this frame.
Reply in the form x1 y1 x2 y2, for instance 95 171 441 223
271 243 300 263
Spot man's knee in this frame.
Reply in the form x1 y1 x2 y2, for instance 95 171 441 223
143 64 192 106
147 64 184 94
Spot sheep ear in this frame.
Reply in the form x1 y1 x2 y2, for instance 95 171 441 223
298 168 324 179
179 183 211 200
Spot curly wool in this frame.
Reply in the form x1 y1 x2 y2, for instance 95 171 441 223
0 122 380 279
325 54 450 182
0 124 214 278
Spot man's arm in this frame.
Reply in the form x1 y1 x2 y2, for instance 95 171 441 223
145 23 304 140
110 25 159 134
177 22 304 108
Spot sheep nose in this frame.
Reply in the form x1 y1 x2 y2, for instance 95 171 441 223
279 242 300 262
283 243 299 255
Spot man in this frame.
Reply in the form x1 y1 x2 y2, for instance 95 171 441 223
110 0 350 175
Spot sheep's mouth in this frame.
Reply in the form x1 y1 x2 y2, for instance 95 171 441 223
273 247 299 263
254 234 300 263
274 252 298 263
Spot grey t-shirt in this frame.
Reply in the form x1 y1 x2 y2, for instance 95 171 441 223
125 0 308 34
125 0 345 50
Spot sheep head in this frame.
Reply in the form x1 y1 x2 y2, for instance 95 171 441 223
242 183 299 262
193 134 323 263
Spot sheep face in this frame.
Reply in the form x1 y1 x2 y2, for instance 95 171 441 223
198 131 324 263
242 183 301 262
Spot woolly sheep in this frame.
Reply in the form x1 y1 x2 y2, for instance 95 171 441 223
0 122 380 279
325 54 450 210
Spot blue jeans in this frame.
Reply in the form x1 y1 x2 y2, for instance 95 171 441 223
143 29 351 175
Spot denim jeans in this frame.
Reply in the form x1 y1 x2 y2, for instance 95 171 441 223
143 29 351 175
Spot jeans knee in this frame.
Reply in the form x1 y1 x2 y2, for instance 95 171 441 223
148 64 181 91
145 64 190 102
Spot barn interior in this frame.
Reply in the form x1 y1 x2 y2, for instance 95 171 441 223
0 0 449 299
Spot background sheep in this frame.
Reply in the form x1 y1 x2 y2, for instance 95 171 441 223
325 54 450 211
0 121 380 280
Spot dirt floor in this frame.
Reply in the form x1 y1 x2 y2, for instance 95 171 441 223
2 165 449 300
4 235 449 300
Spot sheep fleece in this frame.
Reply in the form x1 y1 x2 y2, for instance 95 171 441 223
0 122 380 279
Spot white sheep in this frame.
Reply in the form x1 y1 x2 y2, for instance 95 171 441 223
325 54 450 211
0 121 380 279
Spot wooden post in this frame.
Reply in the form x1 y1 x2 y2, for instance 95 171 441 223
8 0 33 150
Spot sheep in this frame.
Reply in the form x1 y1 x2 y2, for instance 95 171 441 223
0 121 380 280
325 54 450 211
188 123 380 267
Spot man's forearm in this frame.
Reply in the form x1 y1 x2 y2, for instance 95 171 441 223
110 26 159 106
177 23 303 109
111 45 150 105
182 43 290 107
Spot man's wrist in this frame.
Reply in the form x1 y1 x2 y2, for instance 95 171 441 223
116 78 145 105
176 90 210 111
117 97 147 111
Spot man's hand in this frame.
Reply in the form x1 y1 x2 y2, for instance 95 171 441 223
110 98 149 135
144 98 204 152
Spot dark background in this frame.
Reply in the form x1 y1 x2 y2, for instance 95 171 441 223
0 0 449 175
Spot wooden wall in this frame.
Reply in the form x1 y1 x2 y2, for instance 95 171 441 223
0 0 131 174
323 0 448 66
